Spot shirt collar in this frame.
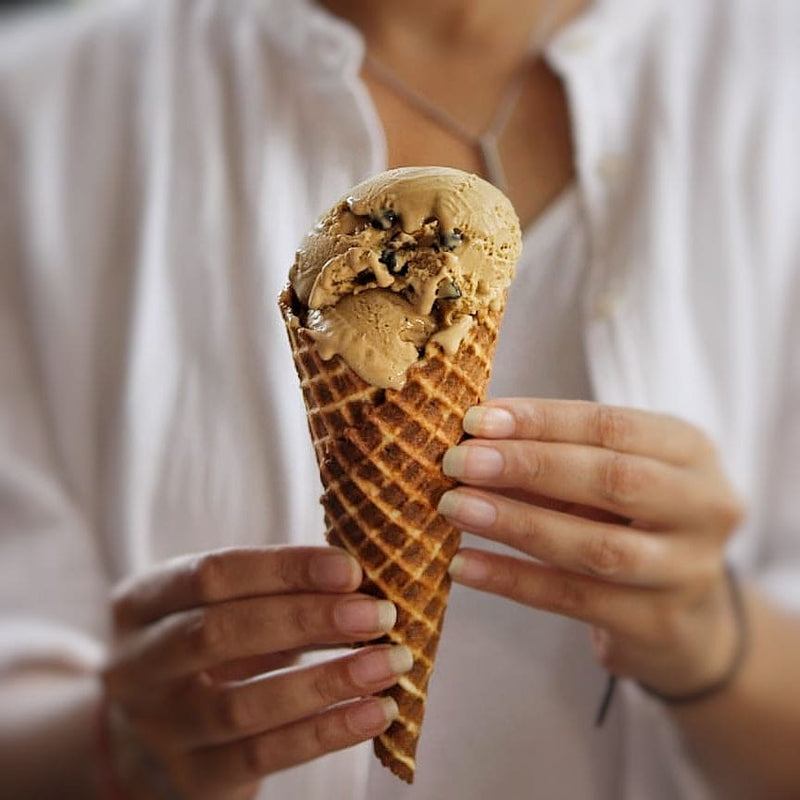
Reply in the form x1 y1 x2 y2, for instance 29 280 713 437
256 0 365 77
548 0 665 69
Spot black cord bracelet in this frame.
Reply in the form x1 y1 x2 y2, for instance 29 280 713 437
639 563 749 705
595 564 748 726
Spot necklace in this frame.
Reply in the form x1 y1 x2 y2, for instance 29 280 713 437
363 0 562 193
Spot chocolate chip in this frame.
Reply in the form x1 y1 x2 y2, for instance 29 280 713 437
355 270 376 285
379 249 397 270
437 280 462 300
370 209 400 230
440 228 463 251
380 249 410 277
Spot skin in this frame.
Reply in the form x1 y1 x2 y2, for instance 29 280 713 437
4 1 800 797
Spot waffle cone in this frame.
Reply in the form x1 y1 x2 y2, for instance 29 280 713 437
279 285 504 782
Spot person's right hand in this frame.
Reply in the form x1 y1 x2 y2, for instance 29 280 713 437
102 546 409 800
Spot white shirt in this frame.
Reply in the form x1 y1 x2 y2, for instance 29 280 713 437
1 1 799 798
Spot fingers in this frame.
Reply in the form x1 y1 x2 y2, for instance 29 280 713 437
106 594 397 692
449 546 737 695
443 440 723 528
464 399 717 466
182 695 399 796
113 547 362 630
438 488 714 587
164 645 413 749
448 547 681 645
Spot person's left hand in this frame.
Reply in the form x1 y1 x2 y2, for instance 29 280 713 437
437 398 746 697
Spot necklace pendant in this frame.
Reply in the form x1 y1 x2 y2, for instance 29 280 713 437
478 133 507 193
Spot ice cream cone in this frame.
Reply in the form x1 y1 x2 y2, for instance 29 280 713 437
280 286 504 782
280 167 520 782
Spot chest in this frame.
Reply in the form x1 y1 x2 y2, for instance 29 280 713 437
364 58 575 230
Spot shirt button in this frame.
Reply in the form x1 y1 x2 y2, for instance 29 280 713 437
592 291 620 320
597 154 629 182
560 30 596 54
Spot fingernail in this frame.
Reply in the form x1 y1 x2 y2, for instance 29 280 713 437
442 445 504 479
346 696 399 735
309 550 360 591
334 599 397 634
463 406 515 437
449 552 490 583
437 490 497 528
349 646 414 686
591 626 611 659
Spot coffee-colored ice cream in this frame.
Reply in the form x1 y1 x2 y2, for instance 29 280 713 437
289 167 521 388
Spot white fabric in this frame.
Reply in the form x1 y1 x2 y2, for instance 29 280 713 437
1 1 799 798
492 185 592 403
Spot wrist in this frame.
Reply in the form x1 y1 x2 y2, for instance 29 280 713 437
639 565 748 705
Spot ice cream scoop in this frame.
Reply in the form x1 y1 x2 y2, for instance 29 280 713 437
289 166 521 389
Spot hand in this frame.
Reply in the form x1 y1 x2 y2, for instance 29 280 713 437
102 547 410 799
437 399 746 697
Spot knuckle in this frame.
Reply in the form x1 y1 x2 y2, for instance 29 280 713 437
520 447 544 482
579 533 630 579
508 445 543 486
523 404 548 439
513 509 546 551
215 688 254 736
242 736 272 777
287 598 317 637
276 548 303 590
189 553 227 604
185 608 226 659
600 453 640 509
594 405 632 450
308 667 343 708
310 713 339 753
549 575 588 616
493 560 524 599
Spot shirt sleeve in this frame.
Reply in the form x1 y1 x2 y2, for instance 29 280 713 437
0 22 111 676
0 266 110 673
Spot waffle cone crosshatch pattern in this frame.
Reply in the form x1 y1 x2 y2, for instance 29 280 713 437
280 285 505 782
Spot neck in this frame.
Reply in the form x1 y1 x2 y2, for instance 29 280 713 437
321 0 589 62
